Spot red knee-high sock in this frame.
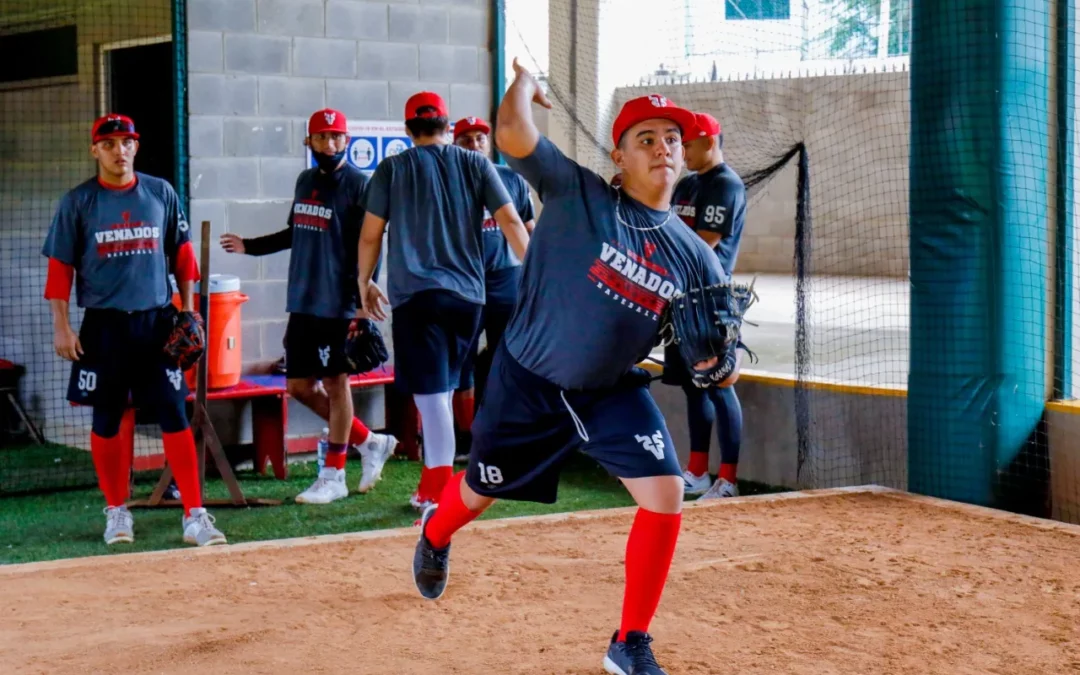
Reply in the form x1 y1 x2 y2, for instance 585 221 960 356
161 430 202 517
90 431 130 507
453 391 475 431
424 471 482 549
687 451 709 477
619 508 682 641
349 417 371 446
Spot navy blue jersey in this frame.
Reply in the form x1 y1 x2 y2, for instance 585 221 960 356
504 137 725 391
483 164 535 273
672 162 746 275
244 164 370 319
364 143 513 307
42 173 189 312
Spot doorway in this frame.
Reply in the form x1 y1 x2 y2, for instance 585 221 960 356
101 38 175 186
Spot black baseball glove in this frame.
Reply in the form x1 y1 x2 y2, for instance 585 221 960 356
659 279 758 388
163 309 206 371
345 318 389 374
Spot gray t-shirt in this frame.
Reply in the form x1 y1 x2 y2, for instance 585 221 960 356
41 173 189 311
504 137 726 390
364 143 513 307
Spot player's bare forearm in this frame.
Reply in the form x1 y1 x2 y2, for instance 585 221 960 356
49 299 72 331
495 59 551 159
177 279 195 312
493 204 530 263
358 212 386 284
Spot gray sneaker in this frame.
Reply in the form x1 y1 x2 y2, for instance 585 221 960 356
182 507 227 547
103 506 134 545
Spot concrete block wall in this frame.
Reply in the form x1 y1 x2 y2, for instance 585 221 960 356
187 0 494 374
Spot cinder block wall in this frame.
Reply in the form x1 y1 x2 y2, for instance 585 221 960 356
186 0 494 373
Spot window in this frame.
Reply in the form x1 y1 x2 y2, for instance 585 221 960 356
725 0 790 21
0 25 78 84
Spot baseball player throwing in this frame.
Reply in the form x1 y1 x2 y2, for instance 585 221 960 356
220 108 398 504
43 114 226 546
409 62 738 675
667 112 748 500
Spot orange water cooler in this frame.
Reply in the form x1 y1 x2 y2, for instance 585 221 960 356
171 274 249 390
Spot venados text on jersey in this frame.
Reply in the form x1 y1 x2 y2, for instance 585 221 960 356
293 203 333 219
94 226 160 243
599 242 677 299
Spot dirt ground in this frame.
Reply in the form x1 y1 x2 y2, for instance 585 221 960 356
2 488 1079 675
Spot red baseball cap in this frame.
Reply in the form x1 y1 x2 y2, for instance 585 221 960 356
405 91 449 121
687 112 722 139
92 114 139 143
611 94 697 148
308 108 348 135
453 116 491 140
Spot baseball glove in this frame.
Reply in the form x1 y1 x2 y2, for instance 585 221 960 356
659 279 758 388
345 318 389 374
163 310 206 371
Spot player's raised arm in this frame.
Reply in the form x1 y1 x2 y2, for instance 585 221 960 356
495 58 551 159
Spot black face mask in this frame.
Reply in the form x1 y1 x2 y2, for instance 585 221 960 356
314 149 346 173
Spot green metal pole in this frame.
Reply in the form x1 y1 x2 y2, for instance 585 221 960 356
172 0 189 212
491 0 506 165
1055 0 1075 399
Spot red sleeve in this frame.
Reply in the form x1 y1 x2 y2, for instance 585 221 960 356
174 241 201 283
44 257 74 301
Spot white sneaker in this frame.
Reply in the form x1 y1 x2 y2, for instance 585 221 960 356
103 506 134 545
683 470 713 496
357 433 398 493
410 491 436 513
182 507 227 546
699 478 739 500
296 467 350 504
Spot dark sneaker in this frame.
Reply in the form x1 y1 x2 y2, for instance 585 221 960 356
603 630 668 675
412 504 451 600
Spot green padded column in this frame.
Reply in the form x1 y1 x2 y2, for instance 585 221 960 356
909 0 1050 504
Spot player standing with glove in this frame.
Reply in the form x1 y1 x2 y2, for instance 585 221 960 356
220 108 398 504
409 62 746 675
357 92 530 512
451 116 536 445
668 112 748 500
43 114 226 547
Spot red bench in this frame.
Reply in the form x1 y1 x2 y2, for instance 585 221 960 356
223 367 419 479
70 365 420 479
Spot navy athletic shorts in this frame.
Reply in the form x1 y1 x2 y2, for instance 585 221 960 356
466 342 681 503
67 306 189 412
284 312 352 379
391 289 482 395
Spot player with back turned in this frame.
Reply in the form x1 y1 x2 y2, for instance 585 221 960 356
407 62 745 675
356 92 530 512
667 112 748 500
42 114 226 547
451 116 536 442
220 108 398 505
